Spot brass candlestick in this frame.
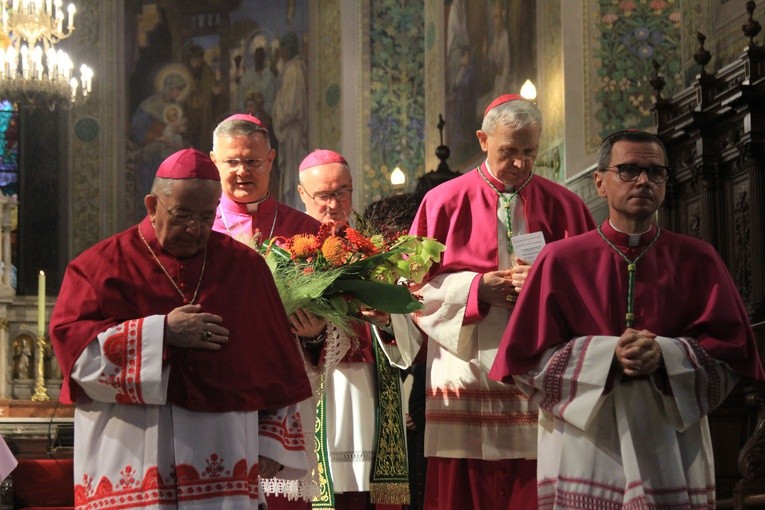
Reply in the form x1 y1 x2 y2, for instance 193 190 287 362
31 332 49 401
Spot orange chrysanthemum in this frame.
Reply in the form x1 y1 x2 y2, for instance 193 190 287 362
287 234 320 259
344 227 380 256
321 235 351 266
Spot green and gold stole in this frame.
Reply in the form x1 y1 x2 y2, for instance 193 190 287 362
312 326 410 508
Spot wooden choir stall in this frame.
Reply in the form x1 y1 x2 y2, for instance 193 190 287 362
651 3 765 508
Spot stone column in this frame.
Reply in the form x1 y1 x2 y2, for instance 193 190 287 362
0 318 7 399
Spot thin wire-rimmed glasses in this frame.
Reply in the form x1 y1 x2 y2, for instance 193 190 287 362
302 186 353 205
220 158 269 172
603 163 670 184
155 197 216 227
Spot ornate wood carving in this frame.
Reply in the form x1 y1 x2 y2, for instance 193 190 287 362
733 186 752 308
687 203 701 240
652 4 765 506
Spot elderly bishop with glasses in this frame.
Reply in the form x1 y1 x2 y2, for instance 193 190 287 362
294 149 410 510
490 129 765 509
49 148 312 509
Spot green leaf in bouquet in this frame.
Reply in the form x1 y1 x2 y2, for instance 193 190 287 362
328 294 349 315
261 243 293 266
328 279 423 314
337 246 408 277
267 261 344 316
417 238 445 263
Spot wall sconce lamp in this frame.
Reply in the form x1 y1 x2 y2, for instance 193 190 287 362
520 79 537 102
391 166 406 194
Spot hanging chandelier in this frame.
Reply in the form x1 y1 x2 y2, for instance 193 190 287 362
0 0 93 109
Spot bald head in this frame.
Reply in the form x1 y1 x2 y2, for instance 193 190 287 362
298 161 353 225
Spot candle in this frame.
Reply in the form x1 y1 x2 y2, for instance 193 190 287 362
67 3 75 31
6 46 15 78
47 47 57 79
33 45 42 79
20 45 28 78
57 49 65 80
38 270 45 335
70 76 77 100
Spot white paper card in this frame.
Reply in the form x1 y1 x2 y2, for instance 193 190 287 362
511 231 546 263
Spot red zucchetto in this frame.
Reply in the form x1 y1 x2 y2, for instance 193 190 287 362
155 148 221 181
221 113 266 128
484 93 525 117
299 149 348 172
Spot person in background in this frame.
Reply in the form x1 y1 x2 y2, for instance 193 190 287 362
210 113 317 249
210 113 323 510
241 93 281 199
490 129 765 509
297 149 409 510
49 148 312 509
393 94 595 510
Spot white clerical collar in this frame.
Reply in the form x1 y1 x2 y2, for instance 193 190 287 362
608 219 652 247
484 161 510 192
241 192 270 213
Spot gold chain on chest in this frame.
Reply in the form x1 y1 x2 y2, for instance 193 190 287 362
137 225 207 305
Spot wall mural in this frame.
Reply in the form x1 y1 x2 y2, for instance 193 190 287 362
444 0 537 171
583 0 709 153
126 0 308 220
364 0 426 205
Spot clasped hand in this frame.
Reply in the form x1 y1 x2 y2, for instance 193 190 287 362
614 328 663 376
165 304 229 350
478 257 531 308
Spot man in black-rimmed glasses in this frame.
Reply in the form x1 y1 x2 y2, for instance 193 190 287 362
491 129 764 509
594 129 670 230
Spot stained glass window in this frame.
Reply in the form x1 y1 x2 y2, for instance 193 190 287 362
0 100 19 196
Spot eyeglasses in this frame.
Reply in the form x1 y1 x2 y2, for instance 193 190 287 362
220 158 268 172
303 186 353 205
155 197 216 227
603 163 670 184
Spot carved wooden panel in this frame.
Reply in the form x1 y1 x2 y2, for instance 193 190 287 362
729 177 753 310
652 27 765 506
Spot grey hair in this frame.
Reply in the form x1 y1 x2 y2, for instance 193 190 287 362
481 98 542 135
596 130 668 171
212 119 271 152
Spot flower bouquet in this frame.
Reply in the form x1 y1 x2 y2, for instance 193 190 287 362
259 222 444 331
